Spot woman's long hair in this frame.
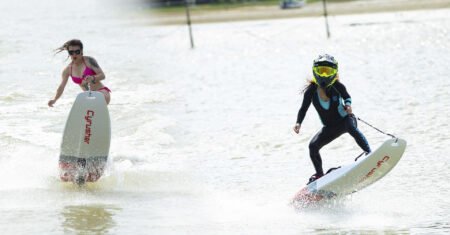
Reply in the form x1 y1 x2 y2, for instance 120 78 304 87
54 39 83 54
302 79 317 94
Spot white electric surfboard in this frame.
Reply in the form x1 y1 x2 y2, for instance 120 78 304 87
292 138 407 206
59 91 111 185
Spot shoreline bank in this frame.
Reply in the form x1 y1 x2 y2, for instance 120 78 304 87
148 0 450 25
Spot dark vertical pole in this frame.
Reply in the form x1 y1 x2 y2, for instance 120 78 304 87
185 0 195 49
322 0 331 39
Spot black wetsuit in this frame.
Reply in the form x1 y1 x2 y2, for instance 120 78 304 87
296 81 371 175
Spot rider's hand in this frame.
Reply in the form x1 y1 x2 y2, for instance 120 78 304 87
48 99 56 107
85 75 95 84
344 105 352 114
81 79 90 90
293 123 301 134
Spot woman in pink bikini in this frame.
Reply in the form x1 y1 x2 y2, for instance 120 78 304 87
48 39 111 107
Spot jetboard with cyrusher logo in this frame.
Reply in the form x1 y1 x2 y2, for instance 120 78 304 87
59 91 111 185
292 138 407 207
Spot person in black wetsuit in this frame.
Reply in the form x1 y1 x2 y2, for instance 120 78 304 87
293 54 371 184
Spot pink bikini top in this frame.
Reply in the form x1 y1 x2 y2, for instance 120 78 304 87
70 59 96 84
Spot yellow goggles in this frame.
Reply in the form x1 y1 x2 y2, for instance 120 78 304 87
313 66 337 77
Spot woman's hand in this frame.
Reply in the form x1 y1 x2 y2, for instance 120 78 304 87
84 75 96 84
48 99 56 107
293 123 301 134
81 78 88 86
80 79 89 91
345 105 353 114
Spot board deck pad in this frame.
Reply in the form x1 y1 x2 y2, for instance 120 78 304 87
59 91 111 184
292 138 407 207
